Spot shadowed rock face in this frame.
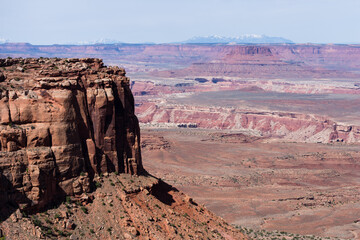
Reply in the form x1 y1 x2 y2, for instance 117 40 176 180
0 57 143 210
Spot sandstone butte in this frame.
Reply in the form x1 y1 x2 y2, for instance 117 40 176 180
0 58 247 239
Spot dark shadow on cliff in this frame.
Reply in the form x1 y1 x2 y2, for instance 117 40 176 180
0 167 71 221
95 147 116 173
0 174 31 222
112 81 126 174
150 179 176 206
71 88 95 179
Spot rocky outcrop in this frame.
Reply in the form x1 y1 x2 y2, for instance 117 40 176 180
0 58 143 211
0 173 248 239
136 102 360 143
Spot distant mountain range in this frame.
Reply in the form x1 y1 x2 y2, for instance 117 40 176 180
182 35 293 44
0 35 293 45
74 35 294 45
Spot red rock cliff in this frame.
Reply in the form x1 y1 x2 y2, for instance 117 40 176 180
0 58 143 210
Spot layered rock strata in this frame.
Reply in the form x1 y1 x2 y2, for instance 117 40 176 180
1 43 360 79
136 103 360 143
0 58 143 210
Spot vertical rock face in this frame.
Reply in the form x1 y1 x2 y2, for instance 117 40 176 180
0 58 143 210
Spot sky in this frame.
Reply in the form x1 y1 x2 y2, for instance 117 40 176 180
1 0 360 44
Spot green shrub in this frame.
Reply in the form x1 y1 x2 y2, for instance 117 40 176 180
46 229 53 235
95 181 102 188
32 218 42 227
81 206 88 214
45 218 53 224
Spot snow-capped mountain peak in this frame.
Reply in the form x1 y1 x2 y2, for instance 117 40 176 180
183 35 293 44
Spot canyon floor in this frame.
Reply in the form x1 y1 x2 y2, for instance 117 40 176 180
127 44 360 239
141 128 360 239
135 76 360 239
131 57 360 239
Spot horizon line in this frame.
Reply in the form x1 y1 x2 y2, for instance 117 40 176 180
1 41 360 46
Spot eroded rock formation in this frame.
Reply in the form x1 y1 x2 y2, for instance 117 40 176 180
136 102 360 143
0 57 143 210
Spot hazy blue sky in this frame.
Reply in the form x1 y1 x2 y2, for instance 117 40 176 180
1 0 359 44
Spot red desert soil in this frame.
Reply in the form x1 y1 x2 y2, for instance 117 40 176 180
141 128 360 239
